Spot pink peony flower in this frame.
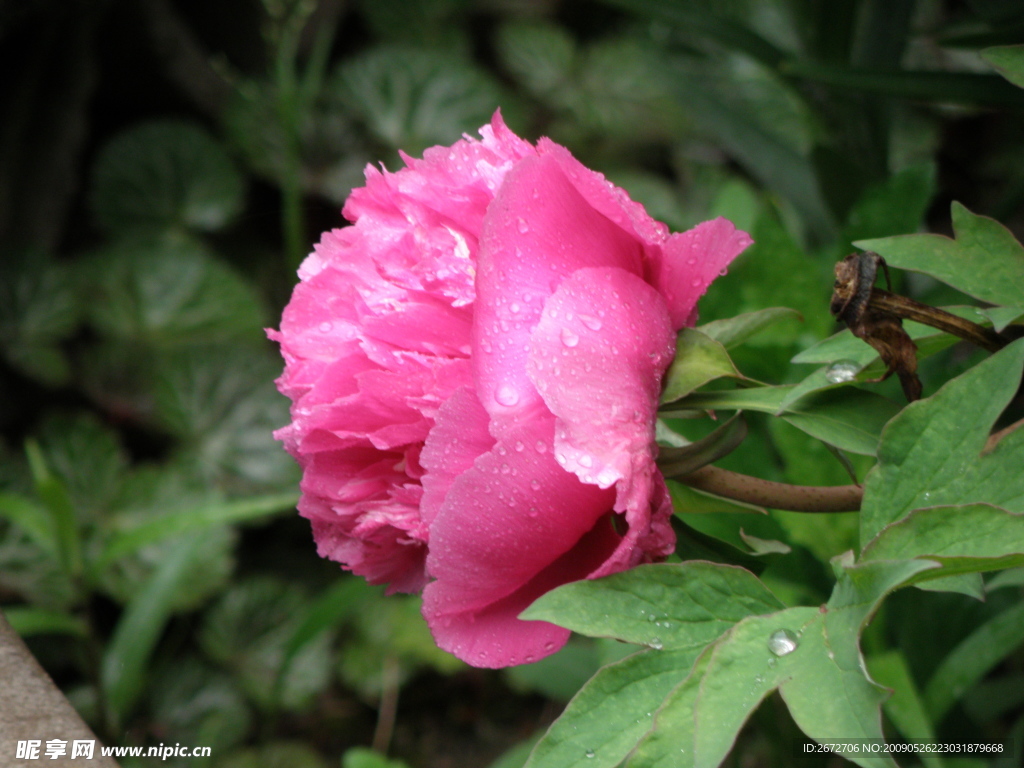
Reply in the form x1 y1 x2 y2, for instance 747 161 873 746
271 113 751 668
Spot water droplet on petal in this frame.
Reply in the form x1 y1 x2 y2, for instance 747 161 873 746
495 385 519 407
318 321 333 333
767 629 799 656
578 454 594 468
515 441 525 452
580 314 602 331
535 441 547 453
510 302 521 314
561 327 580 347
530 480 541 490
824 360 860 384
517 217 529 234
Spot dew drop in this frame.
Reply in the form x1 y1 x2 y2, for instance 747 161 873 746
561 327 580 347
584 750 596 759
649 637 663 650
578 454 594 468
495 385 519 407
530 480 541 490
318 321 333 333
824 360 860 384
517 217 529 234
515 441 525 452
767 629 799 656
510 302 521 314
535 440 548 453
580 314 602 331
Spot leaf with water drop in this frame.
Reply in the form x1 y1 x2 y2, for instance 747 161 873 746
521 562 784 651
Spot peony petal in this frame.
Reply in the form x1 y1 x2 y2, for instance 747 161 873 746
424 413 615 619
420 387 495 529
424 517 622 667
653 217 753 328
527 267 675 507
474 154 646 437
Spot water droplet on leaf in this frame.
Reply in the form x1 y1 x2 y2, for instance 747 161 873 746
824 360 860 384
767 629 799 656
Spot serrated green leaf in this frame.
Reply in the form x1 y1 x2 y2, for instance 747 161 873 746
861 504 1024 582
860 338 1024 544
496 22 576 105
525 649 698 768
924 601 1024 723
522 562 784 651
661 329 745 404
867 651 943 768
982 44 1024 88
855 202 1024 309
334 47 505 154
90 120 244 235
0 253 80 385
698 308 803 350
84 235 265 346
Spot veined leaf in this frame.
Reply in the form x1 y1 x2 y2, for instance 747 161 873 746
661 329 745 404
859 338 1024 544
855 202 1024 310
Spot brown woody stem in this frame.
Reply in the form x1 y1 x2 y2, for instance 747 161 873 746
870 290 1007 353
676 465 862 512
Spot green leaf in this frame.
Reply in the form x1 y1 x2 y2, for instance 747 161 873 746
24 440 81 578
982 44 1024 89
102 534 209 723
661 331 745 405
0 492 57 559
781 388 901 457
859 338 1024 544
924 601 1024 723
496 22 576 105
855 202 1024 309
342 747 411 768
200 577 334 712
90 120 244 235
524 649 700 768
697 308 803 350
666 384 900 456
2 607 87 638
84 235 265 347
97 492 296 570
0 253 80 386
979 304 1024 332
843 163 937 243
333 47 505 155
862 505 1024 581
522 562 784 651
866 651 943 768
666 479 766 516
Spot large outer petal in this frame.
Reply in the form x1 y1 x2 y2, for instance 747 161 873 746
473 154 645 438
652 217 753 328
422 414 619 666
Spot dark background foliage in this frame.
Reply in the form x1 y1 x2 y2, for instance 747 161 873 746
2 1 1024 766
